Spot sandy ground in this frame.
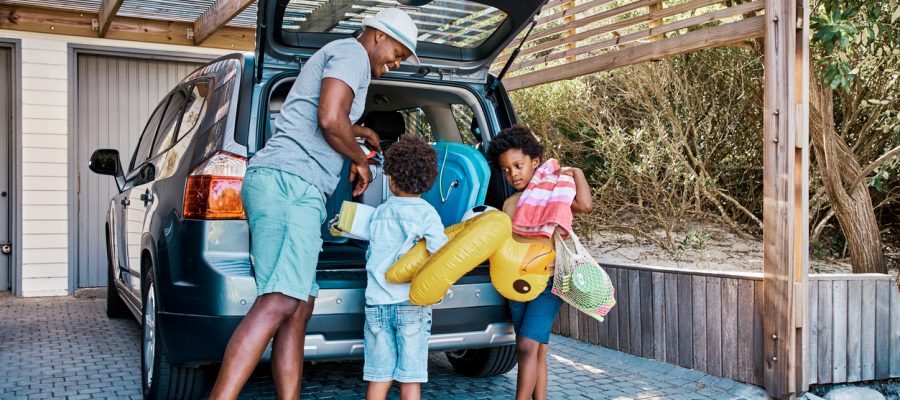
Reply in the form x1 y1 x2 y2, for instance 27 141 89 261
584 222 898 278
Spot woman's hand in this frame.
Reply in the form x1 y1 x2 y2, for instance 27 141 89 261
352 125 382 153
348 160 372 197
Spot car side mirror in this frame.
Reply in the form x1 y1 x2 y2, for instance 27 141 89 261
89 149 125 191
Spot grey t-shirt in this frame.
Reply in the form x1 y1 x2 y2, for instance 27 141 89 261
250 38 371 197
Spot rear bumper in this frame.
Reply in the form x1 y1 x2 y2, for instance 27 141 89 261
157 303 514 365
303 322 516 360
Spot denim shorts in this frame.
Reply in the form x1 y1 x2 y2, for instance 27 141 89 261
242 167 325 301
363 303 432 383
509 278 563 344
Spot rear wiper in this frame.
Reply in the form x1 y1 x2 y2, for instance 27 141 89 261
487 20 537 97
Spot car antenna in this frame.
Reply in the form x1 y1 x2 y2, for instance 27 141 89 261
487 20 537 97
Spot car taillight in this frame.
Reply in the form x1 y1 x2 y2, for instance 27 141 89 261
183 151 247 220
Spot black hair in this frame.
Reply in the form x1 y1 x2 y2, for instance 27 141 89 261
383 135 438 195
487 124 544 166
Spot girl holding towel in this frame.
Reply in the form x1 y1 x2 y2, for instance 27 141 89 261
488 125 592 400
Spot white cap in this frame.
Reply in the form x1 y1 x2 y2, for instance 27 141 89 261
361 8 420 66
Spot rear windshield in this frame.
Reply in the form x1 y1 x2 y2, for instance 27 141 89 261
282 0 508 49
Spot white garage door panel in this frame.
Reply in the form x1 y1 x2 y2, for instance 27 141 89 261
75 53 203 288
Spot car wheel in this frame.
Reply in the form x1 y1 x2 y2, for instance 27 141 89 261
105 228 130 319
141 267 210 399
446 345 518 377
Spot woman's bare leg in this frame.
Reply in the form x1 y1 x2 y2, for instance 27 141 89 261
271 296 316 399
210 293 301 400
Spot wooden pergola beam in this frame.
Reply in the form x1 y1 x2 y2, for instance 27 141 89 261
496 0 723 65
761 0 809 396
193 0 255 46
503 1 766 74
0 5 254 51
298 0 355 32
504 15 765 90
97 0 124 37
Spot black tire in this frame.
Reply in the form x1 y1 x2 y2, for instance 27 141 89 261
141 267 210 399
105 228 130 319
446 345 518 377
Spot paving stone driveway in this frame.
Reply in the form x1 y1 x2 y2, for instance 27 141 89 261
0 294 767 399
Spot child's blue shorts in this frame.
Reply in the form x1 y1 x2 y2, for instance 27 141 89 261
363 303 432 383
509 278 563 344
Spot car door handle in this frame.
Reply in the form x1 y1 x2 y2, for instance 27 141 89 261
120 198 130 206
140 190 154 206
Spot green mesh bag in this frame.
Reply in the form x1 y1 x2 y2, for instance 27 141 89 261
552 231 616 321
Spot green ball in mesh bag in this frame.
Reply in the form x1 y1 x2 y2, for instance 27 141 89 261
569 262 606 309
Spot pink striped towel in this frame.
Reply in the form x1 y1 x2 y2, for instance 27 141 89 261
512 158 577 239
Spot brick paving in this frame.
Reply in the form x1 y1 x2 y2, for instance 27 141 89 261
0 294 767 399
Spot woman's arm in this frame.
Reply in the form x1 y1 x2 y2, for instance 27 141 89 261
561 167 593 213
318 78 371 196
351 124 381 153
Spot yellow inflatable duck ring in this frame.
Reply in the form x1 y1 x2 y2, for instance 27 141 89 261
385 210 554 305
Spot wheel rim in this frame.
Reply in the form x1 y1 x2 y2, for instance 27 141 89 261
143 282 156 389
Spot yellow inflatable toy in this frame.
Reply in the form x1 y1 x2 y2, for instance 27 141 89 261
385 210 554 305
384 222 470 283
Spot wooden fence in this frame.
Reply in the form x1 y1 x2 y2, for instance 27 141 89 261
552 264 900 386
808 273 900 384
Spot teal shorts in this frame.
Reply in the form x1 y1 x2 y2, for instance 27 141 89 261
241 167 326 301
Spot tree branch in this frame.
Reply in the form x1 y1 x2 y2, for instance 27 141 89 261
716 189 763 229
811 208 834 244
845 143 900 191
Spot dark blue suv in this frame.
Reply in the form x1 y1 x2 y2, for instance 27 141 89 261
88 1 546 398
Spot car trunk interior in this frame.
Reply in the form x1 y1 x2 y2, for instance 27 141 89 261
266 77 502 282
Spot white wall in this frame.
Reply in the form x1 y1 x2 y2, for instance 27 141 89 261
1 29 231 297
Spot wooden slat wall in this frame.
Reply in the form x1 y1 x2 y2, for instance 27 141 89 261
552 264 900 386
500 0 766 90
805 274 899 385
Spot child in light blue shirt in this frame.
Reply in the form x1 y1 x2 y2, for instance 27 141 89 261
363 136 448 400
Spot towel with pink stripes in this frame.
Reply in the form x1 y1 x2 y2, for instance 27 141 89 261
511 158 577 239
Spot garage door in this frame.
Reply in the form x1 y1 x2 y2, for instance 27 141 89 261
74 53 205 288
0 46 11 292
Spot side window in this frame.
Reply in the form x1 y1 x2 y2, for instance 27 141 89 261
452 104 481 147
151 88 189 158
178 81 210 140
129 98 168 172
399 108 434 142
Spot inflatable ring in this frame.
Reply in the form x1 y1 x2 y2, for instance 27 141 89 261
385 222 470 284
489 237 555 302
385 210 554 305
392 212 509 305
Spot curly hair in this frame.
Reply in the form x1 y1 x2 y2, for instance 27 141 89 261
487 124 544 166
383 135 438 195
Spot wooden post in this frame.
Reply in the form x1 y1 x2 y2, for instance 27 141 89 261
564 1 577 63
648 0 663 41
762 0 809 397
795 0 810 391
